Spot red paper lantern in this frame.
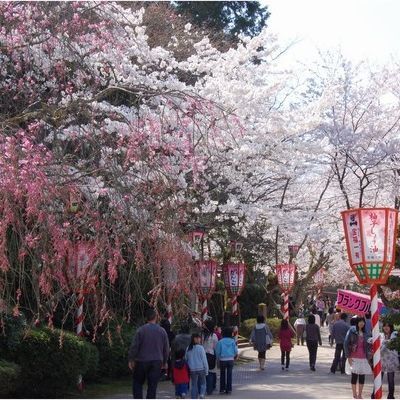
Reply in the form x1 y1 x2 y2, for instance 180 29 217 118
341 208 399 284
190 229 206 247
222 262 246 297
288 245 300 258
196 260 218 299
313 268 325 289
275 263 296 293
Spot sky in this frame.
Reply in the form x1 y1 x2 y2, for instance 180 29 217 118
262 0 400 66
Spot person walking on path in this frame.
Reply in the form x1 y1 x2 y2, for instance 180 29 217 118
128 308 170 399
330 312 350 374
172 349 190 399
171 324 192 369
160 316 175 381
344 316 372 399
185 333 209 399
216 327 238 395
371 322 398 399
326 307 335 347
202 319 218 395
294 313 306 346
305 314 322 371
249 315 273 371
311 306 321 328
278 319 295 371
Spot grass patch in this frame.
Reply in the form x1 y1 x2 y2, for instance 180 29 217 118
65 377 132 399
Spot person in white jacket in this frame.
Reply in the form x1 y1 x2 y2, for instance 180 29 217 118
294 313 306 346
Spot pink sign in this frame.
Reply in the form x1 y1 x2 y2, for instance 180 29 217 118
336 289 383 315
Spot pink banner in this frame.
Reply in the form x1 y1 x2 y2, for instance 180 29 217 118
336 289 384 316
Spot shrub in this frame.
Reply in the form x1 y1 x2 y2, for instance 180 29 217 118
0 313 26 360
239 318 256 339
94 322 136 378
82 341 100 382
14 327 93 397
239 317 283 341
0 359 21 397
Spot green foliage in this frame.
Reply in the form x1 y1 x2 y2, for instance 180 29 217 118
382 312 400 327
94 323 136 378
83 339 100 383
0 359 21 397
173 1 270 38
0 313 27 359
239 317 284 340
238 283 267 321
386 335 400 352
14 327 95 397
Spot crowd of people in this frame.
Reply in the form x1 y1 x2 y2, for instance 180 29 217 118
128 304 399 399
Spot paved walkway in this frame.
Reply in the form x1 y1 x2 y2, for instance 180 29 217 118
116 326 393 399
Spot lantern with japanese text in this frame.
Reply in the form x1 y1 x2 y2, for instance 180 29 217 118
276 263 296 319
223 262 246 317
341 207 399 399
288 245 300 259
196 259 218 321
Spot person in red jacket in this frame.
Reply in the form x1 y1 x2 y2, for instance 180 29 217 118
172 349 190 398
278 319 295 371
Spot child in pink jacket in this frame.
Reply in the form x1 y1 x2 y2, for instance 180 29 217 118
278 319 295 370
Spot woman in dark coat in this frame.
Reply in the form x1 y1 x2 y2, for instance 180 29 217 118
305 314 322 371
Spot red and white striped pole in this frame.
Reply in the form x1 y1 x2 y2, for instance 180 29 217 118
370 284 382 399
232 295 238 317
76 291 84 337
283 292 289 320
201 298 208 321
76 291 84 391
167 303 173 325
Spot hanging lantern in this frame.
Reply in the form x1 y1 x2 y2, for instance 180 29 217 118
223 262 246 297
190 229 206 247
196 259 218 321
196 259 218 299
341 208 398 285
288 245 300 259
223 262 246 317
229 241 243 256
276 263 296 320
313 268 325 289
275 263 297 293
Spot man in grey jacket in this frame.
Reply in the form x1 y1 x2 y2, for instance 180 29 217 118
330 312 350 374
128 309 169 398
